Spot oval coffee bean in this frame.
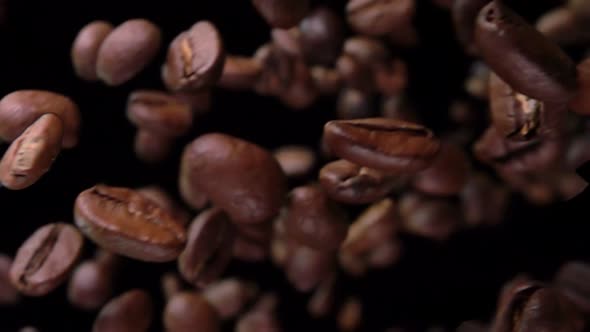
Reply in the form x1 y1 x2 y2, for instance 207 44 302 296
570 58 590 115
285 185 348 251
0 90 80 148
127 90 193 137
346 0 414 36
93 289 153 332
178 208 235 288
286 244 335 292
163 21 225 92
251 0 309 29
0 254 20 304
319 159 397 204
163 292 220 332
96 19 161 86
475 0 577 103
452 0 490 54
74 185 187 262
137 186 191 226
203 278 259 319
10 223 83 296
412 143 470 196
180 133 287 223
71 21 114 81
337 297 363 332
311 66 342 94
134 130 174 163
217 55 262 90
323 118 441 174
299 7 345 66
67 259 114 310
0 113 64 190
273 145 316 178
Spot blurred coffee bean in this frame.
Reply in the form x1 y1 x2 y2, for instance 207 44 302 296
337 297 363 332
251 0 309 29
203 278 259 319
218 55 262 90
413 143 470 196
342 198 398 255
336 88 375 120
67 259 114 310
286 244 335 292
163 291 220 332
346 0 415 36
554 261 590 314
71 21 114 81
273 145 316 178
299 7 344 66
0 254 19 305
307 274 336 318
93 289 153 332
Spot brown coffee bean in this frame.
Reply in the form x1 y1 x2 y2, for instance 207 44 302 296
10 223 83 296
413 143 470 196
554 261 590 314
0 254 19 305
342 198 398 255
464 61 490 99
133 130 174 164
285 185 349 251
336 89 375 120
569 58 590 115
367 239 402 268
299 7 344 66
161 273 184 300
251 0 309 28
137 186 191 226
163 21 225 92
343 35 390 69
0 113 64 190
236 294 282 332
400 194 461 241
180 133 287 223
277 59 318 109
96 19 161 86
174 89 212 115
237 222 273 244
286 244 335 292
218 55 262 90
0 90 80 148
537 7 590 46
460 172 509 226
337 297 362 332
311 66 342 95
566 133 590 170
323 118 441 174
569 0 590 20
74 185 187 262
374 59 408 96
164 292 220 332
67 259 113 310
203 278 259 319
346 0 415 36
273 145 316 178
93 289 153 332
338 250 368 277
233 235 269 262
71 21 114 81
381 95 420 123
319 159 397 204
491 277 584 332
475 1 577 103
336 54 375 93
452 0 490 54
271 27 303 57
307 274 336 318
127 90 193 137
178 208 235 288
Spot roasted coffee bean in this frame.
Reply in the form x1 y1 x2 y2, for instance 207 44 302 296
236 294 283 332
218 55 262 90
285 185 349 251
342 198 397 255
413 143 470 196
489 73 564 141
74 185 187 262
338 250 368 277
475 0 577 103
273 145 316 178
164 292 220 332
180 133 287 223
381 95 419 122
96 19 161 86
277 58 318 109
271 27 302 57
10 223 83 296
93 289 153 332
178 208 235 287
323 118 441 174
554 261 590 314
566 133 590 170
537 7 590 46
464 61 490 99
203 278 259 319
0 254 19 305
134 130 174 163
491 277 584 332
311 66 342 94
346 0 415 36
299 7 344 65
286 244 335 292
251 0 309 29
233 235 268 262
307 274 336 318
253 44 294 96
71 21 114 81
336 54 375 93
569 0 590 20
374 59 408 96
163 21 225 91
337 297 362 332
336 89 375 120
452 0 490 54
67 259 114 310
366 239 402 268
570 58 590 115
161 272 184 300
319 159 397 204
127 90 193 137
400 194 461 241
137 186 191 226
461 172 509 226
0 113 64 190
174 89 212 115
0 90 80 148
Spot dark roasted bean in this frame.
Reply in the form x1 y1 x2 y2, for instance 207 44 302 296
413 143 470 196
0 254 19 305
93 289 153 332
67 259 114 310
71 21 114 81
341 198 397 255
164 291 220 332
251 0 309 29
203 278 259 319
346 0 415 36
127 90 193 137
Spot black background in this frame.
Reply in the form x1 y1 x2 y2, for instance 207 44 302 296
1 0 589 331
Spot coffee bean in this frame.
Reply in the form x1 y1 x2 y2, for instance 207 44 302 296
537 7 590 46
412 143 470 196
299 7 344 66
277 58 317 109
452 0 490 54
127 90 193 137
0 90 80 148
337 297 363 332
460 172 509 226
374 59 407 96
307 274 336 318
475 0 577 103
174 89 212 115
74 185 187 262
311 66 342 95
285 185 348 251
0 254 19 305
203 278 259 319
273 145 316 178
137 186 191 226
178 208 235 288
93 289 153 332
400 194 461 241
163 21 225 91
251 0 309 29
346 0 415 36
96 19 162 86
218 55 262 90
569 58 590 115
464 61 490 99
10 223 83 296
554 261 590 314
133 130 174 163
336 89 375 120
336 54 375 93
338 250 368 277
286 244 335 292
71 21 114 81
235 294 282 332
323 118 441 174
366 239 402 268
67 259 113 310
0 113 64 190
179 133 287 223
319 159 397 204
232 235 269 262
163 292 220 332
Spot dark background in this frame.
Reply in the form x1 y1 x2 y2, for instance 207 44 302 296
0 0 589 331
